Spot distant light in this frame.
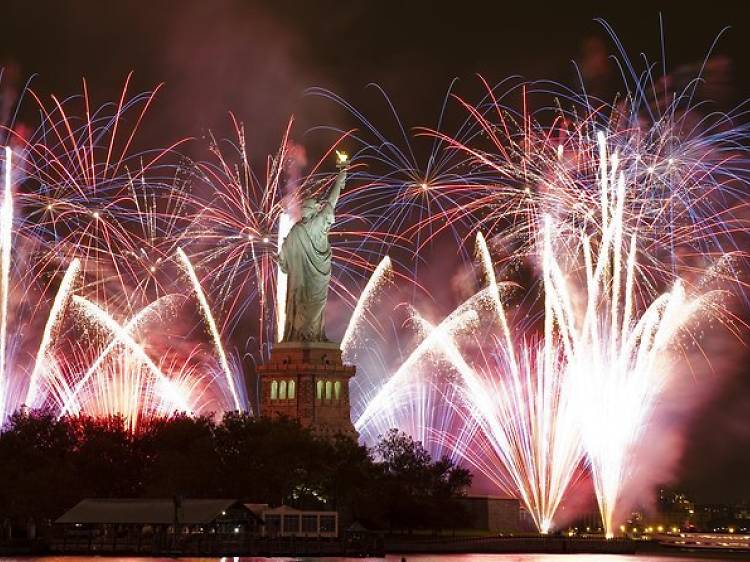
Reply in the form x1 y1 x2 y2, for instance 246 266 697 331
647 167 655 174
92 211 100 219
262 236 270 243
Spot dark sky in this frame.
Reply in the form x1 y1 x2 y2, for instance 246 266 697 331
4 1 749 150
3 0 750 505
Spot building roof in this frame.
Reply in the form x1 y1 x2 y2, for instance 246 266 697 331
260 504 337 516
56 498 247 525
244 503 269 517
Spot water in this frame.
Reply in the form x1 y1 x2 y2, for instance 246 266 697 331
0 554 750 562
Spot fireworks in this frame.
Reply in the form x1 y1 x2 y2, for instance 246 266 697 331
0 81 239 427
176 247 244 413
419 73 750 290
540 134 722 537
184 116 398 359
442 233 584 535
343 32 748 534
0 24 746 539
0 147 12 412
366 35 748 532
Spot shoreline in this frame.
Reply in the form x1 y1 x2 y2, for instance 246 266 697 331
2 535 750 558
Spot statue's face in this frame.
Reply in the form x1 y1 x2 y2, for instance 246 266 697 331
301 199 317 220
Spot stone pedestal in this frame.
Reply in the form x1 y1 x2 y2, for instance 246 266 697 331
257 341 357 439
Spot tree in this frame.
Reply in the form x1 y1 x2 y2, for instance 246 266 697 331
375 429 473 531
0 409 78 521
214 412 321 504
139 413 219 497
0 412 474 534
317 434 382 525
69 415 145 498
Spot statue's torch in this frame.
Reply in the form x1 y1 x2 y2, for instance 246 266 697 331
335 149 349 170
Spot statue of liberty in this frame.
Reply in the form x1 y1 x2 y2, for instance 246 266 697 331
278 154 348 342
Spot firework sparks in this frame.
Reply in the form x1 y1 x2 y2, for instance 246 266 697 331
341 255 392 356
70 295 193 414
58 294 181 417
540 134 720 536
0 147 12 412
275 210 292 342
176 247 244 412
27 258 81 407
435 235 584 534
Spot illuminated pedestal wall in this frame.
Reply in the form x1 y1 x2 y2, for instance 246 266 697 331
257 341 357 439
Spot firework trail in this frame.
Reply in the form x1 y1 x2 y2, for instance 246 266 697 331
352 291 479 436
26 258 81 407
352 278 499 460
457 338 582 534
6 76 187 291
176 247 243 412
48 344 209 434
307 85 487 261
70 295 193 414
537 131 724 536
0 79 221 426
434 233 583 534
0 147 11 412
416 66 750 293
275 211 292 342
341 255 392 355
58 294 181 417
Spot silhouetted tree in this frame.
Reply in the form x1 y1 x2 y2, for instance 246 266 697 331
0 409 78 520
214 412 321 504
0 411 473 533
69 415 145 497
375 429 472 531
139 413 218 497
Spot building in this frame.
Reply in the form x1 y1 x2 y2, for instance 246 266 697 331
457 495 520 533
256 341 357 438
56 498 259 531
246 504 338 538
55 498 261 553
53 498 356 555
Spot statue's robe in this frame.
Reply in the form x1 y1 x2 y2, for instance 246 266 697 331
279 201 334 341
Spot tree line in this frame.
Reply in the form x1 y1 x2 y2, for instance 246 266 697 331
0 410 472 532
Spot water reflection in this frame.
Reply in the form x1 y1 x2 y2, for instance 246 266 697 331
0 555 730 562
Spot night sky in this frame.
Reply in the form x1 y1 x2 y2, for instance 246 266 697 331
2 0 750 505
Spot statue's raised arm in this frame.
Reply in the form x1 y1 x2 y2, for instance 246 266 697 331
278 156 348 342
324 167 346 211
